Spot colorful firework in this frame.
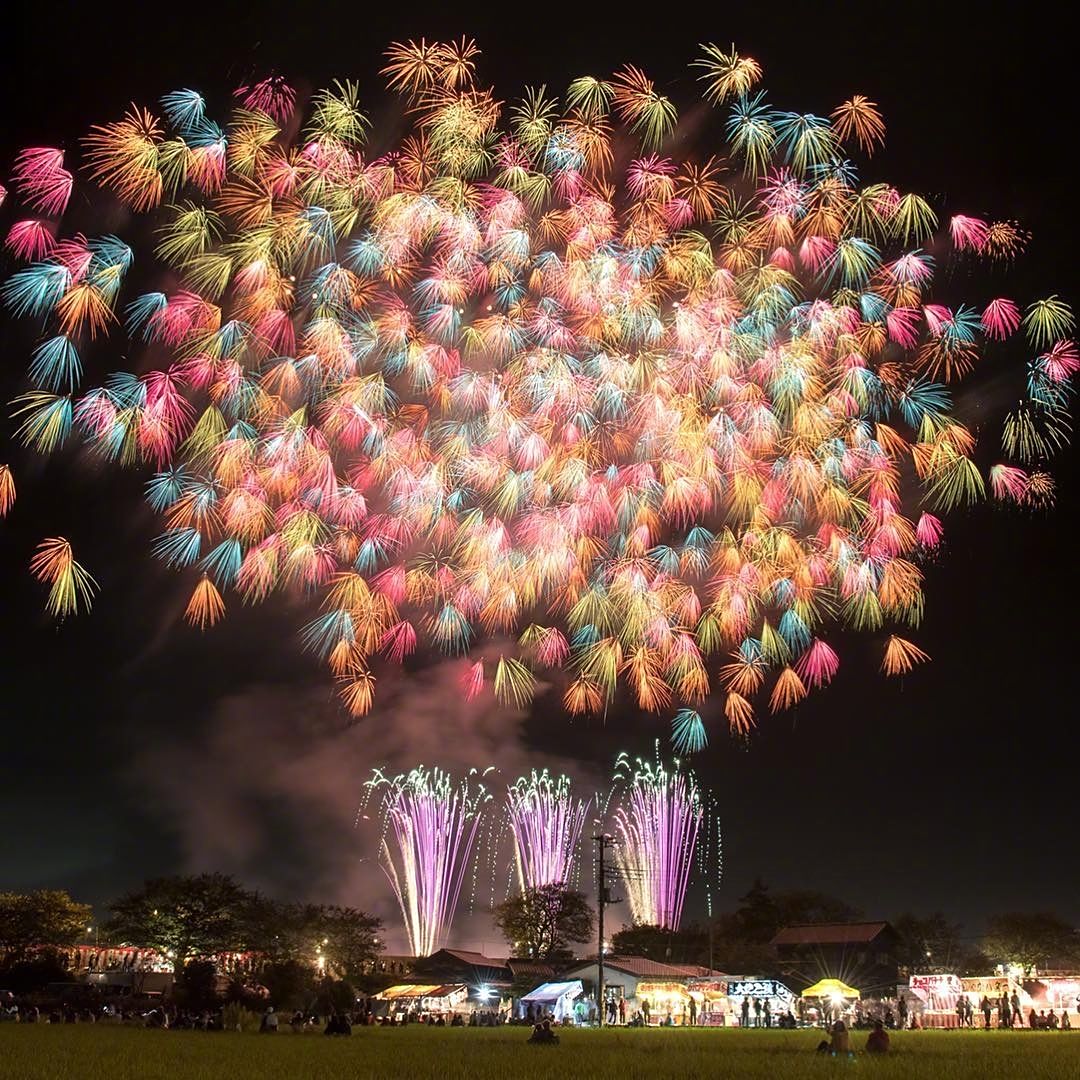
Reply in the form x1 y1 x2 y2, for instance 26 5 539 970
611 751 705 930
28 537 98 618
0 41 1074 740
366 765 490 957
506 769 589 893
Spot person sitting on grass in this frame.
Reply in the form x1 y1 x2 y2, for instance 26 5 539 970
324 1012 352 1036
866 1020 890 1054
816 1020 852 1056
528 1019 560 1045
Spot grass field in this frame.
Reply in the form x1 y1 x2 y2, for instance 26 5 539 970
1 1024 1077 1079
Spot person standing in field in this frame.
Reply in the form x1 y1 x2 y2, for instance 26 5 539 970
741 997 750 1028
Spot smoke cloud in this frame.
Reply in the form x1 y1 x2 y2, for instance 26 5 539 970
131 650 607 953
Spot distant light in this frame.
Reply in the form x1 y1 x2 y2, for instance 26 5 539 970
477 985 495 1001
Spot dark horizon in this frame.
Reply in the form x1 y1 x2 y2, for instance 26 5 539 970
1 2 1077 954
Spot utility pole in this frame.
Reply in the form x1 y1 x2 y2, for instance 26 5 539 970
593 833 620 1027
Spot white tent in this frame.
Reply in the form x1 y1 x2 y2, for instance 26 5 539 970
520 980 584 1021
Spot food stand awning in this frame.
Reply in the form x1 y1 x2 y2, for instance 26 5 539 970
801 978 860 1000
376 984 464 999
520 981 583 1005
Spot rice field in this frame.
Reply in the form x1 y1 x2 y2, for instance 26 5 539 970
1 1023 1077 1079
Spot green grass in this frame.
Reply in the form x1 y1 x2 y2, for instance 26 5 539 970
1 1024 1077 1079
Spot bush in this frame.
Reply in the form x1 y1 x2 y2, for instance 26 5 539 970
0 948 70 993
174 960 220 1012
221 1002 261 1033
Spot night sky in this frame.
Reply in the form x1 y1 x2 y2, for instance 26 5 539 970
2 2 1077 953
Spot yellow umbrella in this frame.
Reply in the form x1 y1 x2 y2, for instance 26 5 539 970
801 978 860 1000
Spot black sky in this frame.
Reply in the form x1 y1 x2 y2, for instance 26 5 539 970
1 2 1077 949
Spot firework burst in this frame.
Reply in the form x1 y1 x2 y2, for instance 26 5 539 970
0 40 1073 738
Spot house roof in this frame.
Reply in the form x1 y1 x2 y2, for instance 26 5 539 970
565 955 722 979
423 949 510 968
770 922 892 947
507 959 556 978
375 984 467 999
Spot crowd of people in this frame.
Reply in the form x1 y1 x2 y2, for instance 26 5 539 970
737 996 797 1028
0 995 223 1029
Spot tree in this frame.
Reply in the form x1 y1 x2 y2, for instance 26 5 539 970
732 879 862 943
611 922 709 965
893 912 964 974
270 904 382 979
0 890 93 958
104 874 261 969
260 959 317 1013
0 948 72 992
983 912 1079 974
174 959 220 1011
493 884 594 965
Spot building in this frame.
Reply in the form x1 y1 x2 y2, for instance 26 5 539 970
408 949 555 1005
558 955 729 1023
770 922 901 994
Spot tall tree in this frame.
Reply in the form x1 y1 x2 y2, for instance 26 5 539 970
733 879 862 943
270 904 382 978
0 890 93 958
983 912 1079 974
493 884 594 965
893 912 963 974
611 922 710 965
104 874 261 969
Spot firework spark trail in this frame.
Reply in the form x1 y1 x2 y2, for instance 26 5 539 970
506 769 588 892
367 765 489 956
612 753 702 930
0 40 1074 742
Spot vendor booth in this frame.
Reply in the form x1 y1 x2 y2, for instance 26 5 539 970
687 979 730 1026
373 983 468 1021
728 978 798 1026
800 978 860 1026
637 980 693 1024
519 981 583 1023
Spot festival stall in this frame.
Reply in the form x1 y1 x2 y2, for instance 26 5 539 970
728 978 799 1026
799 978 860 1026
637 980 693 1024
518 980 583 1022
908 973 1035 1029
687 978 730 1025
373 983 469 1020
1023 976 1080 1015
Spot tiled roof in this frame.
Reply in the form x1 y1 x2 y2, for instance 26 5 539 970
570 955 722 979
770 922 891 947
506 959 556 977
